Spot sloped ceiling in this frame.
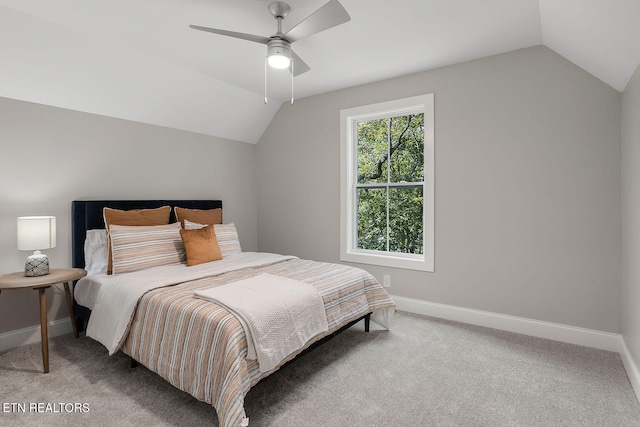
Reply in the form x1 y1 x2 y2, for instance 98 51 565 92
0 0 638 144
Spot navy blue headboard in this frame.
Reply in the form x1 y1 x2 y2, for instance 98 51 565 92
71 200 223 269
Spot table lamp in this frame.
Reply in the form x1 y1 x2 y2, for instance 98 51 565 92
17 216 56 277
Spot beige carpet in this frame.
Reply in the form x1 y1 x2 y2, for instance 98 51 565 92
1 311 639 426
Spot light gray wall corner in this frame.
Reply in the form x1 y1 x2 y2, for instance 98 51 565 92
621 61 640 397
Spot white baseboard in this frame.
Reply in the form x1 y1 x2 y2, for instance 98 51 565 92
620 339 640 403
0 317 73 353
391 295 622 352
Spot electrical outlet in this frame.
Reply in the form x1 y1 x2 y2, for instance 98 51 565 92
383 275 391 288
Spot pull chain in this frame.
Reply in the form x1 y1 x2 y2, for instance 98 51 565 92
264 56 268 104
290 54 294 105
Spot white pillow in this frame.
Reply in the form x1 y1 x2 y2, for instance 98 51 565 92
109 222 185 275
84 229 108 275
184 220 242 256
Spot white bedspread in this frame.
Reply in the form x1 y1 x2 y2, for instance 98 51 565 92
84 252 297 355
194 273 328 373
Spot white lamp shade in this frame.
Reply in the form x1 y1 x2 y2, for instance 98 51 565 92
17 216 56 250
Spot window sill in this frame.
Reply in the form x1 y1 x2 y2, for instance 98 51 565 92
341 250 434 272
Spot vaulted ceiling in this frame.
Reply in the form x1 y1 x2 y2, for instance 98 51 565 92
0 0 638 144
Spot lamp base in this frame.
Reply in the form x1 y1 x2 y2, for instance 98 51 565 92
25 250 49 277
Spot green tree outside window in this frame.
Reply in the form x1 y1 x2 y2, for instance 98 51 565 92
355 113 425 254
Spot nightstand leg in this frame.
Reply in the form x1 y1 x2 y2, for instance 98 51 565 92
63 282 79 338
38 288 49 374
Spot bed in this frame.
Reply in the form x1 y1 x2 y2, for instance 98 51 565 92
71 199 395 427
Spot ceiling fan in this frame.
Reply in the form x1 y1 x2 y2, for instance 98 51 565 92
190 0 351 103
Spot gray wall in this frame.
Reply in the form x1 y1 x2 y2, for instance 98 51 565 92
0 97 257 334
257 46 622 333
622 64 640 368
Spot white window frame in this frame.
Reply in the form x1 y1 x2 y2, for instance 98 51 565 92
340 94 434 272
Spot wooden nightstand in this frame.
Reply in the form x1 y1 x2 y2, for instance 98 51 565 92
0 268 87 373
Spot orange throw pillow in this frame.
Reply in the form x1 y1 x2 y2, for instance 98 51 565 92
174 207 222 227
179 224 223 266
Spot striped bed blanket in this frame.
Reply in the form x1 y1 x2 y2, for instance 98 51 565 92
118 256 395 427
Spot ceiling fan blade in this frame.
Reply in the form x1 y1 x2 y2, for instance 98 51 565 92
290 49 311 76
189 25 270 45
283 0 351 43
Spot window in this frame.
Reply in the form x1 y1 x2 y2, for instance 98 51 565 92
340 94 434 272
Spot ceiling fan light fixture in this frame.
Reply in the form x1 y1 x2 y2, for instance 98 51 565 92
267 40 291 69
268 54 291 69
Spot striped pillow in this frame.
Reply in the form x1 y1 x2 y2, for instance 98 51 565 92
103 205 171 275
184 220 242 256
110 222 185 275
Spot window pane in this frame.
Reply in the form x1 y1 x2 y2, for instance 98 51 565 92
357 187 387 251
389 186 423 254
389 114 424 183
357 119 388 184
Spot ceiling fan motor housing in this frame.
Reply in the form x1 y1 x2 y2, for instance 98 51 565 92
267 39 292 68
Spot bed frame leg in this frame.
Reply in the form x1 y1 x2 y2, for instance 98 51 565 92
364 313 370 332
130 357 138 368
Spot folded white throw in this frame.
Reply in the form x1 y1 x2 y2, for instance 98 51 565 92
194 273 329 373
